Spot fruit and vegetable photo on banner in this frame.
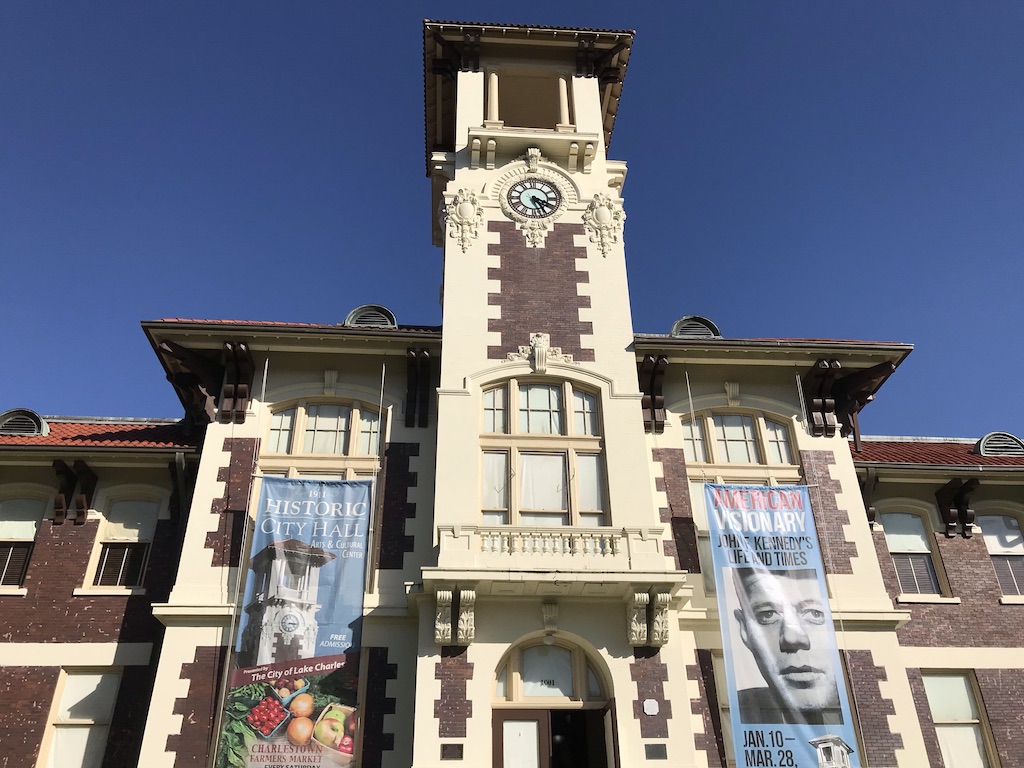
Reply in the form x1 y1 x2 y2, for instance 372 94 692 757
705 484 860 768
216 477 372 768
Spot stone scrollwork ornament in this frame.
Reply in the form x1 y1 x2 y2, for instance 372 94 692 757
435 590 453 645
506 332 576 372
581 193 625 257
456 590 476 645
627 592 650 646
445 189 484 253
649 592 670 647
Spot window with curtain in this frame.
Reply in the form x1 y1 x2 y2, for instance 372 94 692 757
881 512 941 595
265 401 382 457
481 380 606 526
922 673 992 768
979 514 1024 595
681 412 794 466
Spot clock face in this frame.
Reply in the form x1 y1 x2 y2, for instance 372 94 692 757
280 613 301 633
506 178 562 219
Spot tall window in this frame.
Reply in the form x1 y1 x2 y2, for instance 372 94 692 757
482 380 605 527
979 514 1024 595
45 670 121 768
881 512 940 595
265 401 381 457
681 412 794 466
0 498 46 587
922 673 992 768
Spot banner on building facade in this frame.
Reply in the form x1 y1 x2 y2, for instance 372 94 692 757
215 477 371 768
705 483 859 768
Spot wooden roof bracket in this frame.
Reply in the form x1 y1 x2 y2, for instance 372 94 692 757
803 359 897 450
219 341 255 425
406 348 433 428
638 354 668 433
935 478 979 539
860 466 879 528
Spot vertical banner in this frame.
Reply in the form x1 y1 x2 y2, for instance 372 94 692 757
705 484 859 768
215 477 371 768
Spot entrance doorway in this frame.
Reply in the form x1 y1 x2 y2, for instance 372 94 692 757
493 708 611 768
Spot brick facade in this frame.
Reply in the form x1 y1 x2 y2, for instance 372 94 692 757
843 650 902 766
652 447 699 572
362 646 398 768
0 667 59 768
975 668 1024 768
166 645 227 766
630 647 671 739
486 221 594 362
378 442 419 570
434 646 473 738
206 437 258 567
799 450 856 574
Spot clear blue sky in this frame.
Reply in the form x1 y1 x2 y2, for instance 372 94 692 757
2 2 1021 438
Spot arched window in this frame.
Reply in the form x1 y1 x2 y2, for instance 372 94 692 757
481 380 605 527
681 412 794 465
494 641 607 704
880 512 940 595
978 514 1024 595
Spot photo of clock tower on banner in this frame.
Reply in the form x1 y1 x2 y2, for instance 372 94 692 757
706 484 859 768
215 478 372 768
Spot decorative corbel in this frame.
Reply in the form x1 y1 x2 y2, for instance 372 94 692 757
444 189 484 253
627 592 650 646
435 590 453 645
507 333 575 371
324 370 338 396
542 601 558 635
935 478 979 538
581 193 625 258
860 467 879 528
724 382 740 407
649 592 671 647
220 341 255 425
638 355 668 433
526 147 542 172
72 460 97 524
456 589 476 645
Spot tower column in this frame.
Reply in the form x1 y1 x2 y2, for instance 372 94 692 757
486 69 500 123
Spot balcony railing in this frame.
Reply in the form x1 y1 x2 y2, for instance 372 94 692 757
436 525 666 572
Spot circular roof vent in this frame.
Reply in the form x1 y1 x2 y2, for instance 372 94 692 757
670 316 721 339
343 304 398 329
0 409 49 437
974 432 1024 457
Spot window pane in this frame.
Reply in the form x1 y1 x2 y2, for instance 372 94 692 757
882 513 933 552
713 414 759 463
520 454 567 510
979 515 1024 555
579 513 605 527
521 645 573 697
495 664 508 699
576 454 605 512
93 544 148 587
304 404 350 454
573 390 598 435
681 419 706 463
483 452 509 512
0 498 46 538
519 384 563 435
105 500 158 541
268 408 295 453
482 511 510 525
586 665 602 698
935 724 989 768
520 512 569 527
58 673 120 722
359 410 381 455
484 388 507 434
48 725 111 768
923 675 980 721
764 419 792 464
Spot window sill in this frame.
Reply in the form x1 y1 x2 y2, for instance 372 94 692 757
0 587 28 596
73 587 147 597
896 594 961 605
999 595 1024 605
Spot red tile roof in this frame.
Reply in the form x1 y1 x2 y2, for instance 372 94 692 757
149 318 442 334
853 440 1024 467
0 420 199 450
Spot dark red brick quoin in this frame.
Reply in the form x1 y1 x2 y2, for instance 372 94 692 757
378 442 419 570
652 448 699 573
799 450 856 574
843 650 902 767
166 645 227 767
976 668 1024 768
690 650 725 767
434 646 473 738
0 667 59 768
206 437 258 568
873 526 1023 648
631 647 672 739
486 221 594 362
362 647 398 768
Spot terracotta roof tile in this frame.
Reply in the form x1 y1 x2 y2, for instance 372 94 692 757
0 420 199 450
150 318 442 334
852 440 1024 467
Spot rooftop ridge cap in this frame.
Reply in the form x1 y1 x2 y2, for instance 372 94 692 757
40 415 184 425
855 435 978 444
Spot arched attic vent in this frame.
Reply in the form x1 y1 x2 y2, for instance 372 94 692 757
0 408 49 436
974 432 1024 457
343 304 398 329
670 316 721 339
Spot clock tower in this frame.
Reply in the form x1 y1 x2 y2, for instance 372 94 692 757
418 21 685 768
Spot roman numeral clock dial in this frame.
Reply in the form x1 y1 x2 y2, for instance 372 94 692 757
506 178 562 219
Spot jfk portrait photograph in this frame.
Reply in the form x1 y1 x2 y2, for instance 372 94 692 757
728 567 844 726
